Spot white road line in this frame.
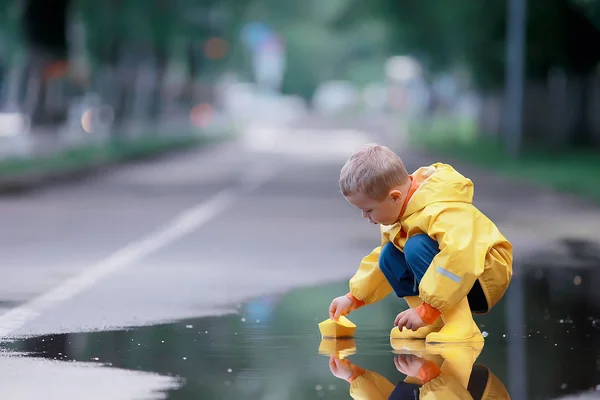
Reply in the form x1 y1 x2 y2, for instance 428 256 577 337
0 164 277 339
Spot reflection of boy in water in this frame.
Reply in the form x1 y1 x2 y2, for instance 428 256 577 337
327 347 510 400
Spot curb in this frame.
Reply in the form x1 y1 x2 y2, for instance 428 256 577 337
0 134 227 194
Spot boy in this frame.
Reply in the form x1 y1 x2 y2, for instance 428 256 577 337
328 144 513 343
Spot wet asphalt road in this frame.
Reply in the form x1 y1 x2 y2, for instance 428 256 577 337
1 118 600 399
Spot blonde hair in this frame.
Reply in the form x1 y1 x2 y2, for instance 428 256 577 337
339 143 410 201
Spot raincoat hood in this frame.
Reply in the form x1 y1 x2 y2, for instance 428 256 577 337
402 163 474 219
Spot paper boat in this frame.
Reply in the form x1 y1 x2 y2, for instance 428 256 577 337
318 338 357 359
318 316 356 338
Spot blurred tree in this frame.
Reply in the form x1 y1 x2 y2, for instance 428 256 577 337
333 0 600 147
246 0 390 100
571 0 600 28
333 0 600 87
74 0 248 125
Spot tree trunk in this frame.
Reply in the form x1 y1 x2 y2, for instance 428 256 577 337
149 50 168 121
570 73 593 148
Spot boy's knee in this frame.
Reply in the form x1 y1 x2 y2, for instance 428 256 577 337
404 234 437 265
379 242 399 269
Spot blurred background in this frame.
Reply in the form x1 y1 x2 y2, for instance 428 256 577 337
1 0 600 399
0 0 597 196
0 0 598 152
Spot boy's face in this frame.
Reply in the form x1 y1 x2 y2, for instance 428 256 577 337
345 190 404 226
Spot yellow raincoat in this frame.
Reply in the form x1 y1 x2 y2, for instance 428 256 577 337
348 163 513 314
349 364 510 400
349 371 396 400
419 365 511 400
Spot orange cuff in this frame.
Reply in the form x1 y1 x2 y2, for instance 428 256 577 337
416 302 441 325
417 361 442 384
346 367 366 383
346 293 366 310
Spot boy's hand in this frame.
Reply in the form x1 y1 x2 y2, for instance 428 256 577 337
394 308 426 331
329 295 354 320
394 354 426 377
328 356 354 380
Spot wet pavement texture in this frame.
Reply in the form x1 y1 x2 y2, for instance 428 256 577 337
2 118 600 399
3 264 600 400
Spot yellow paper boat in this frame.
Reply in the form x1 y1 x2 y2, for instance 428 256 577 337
318 316 356 338
318 338 357 359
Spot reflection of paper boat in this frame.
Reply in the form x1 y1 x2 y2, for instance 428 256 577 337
318 338 357 359
318 316 356 338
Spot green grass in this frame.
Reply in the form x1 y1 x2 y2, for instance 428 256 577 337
0 132 226 179
408 117 600 203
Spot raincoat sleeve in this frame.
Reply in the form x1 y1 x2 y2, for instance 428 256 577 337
420 375 474 400
349 371 396 400
347 245 394 307
417 204 488 317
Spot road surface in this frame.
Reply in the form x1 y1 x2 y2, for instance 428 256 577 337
0 116 597 400
0 120 381 398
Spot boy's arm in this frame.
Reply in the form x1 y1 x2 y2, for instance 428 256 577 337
416 204 489 322
348 370 396 400
420 374 474 400
346 246 393 309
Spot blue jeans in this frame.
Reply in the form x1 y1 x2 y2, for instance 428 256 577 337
379 234 440 298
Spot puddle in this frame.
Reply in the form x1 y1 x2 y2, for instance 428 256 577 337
2 266 600 399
